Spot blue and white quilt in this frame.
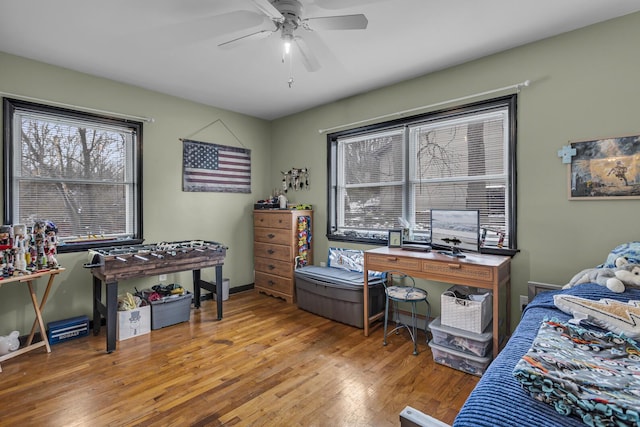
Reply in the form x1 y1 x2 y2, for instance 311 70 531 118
454 283 640 427
513 319 640 426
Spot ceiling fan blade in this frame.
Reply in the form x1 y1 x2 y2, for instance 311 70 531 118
218 28 276 49
294 36 321 72
308 0 388 10
303 14 368 31
252 0 285 23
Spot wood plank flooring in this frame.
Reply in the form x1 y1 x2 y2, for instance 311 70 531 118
0 290 479 426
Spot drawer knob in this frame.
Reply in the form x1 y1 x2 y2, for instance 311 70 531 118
268 280 275 286
268 265 276 270
267 249 275 254
267 233 275 239
386 257 398 262
447 263 461 269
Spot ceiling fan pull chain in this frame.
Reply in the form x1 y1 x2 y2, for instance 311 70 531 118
287 48 295 88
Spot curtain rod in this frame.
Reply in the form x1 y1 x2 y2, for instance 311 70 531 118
0 90 155 123
318 79 531 134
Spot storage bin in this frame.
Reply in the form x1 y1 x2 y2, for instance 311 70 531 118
428 316 492 357
440 285 492 334
150 292 192 330
117 305 151 341
47 315 89 345
295 265 385 328
428 340 492 377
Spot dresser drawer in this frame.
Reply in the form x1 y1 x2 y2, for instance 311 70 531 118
254 227 290 245
254 212 291 230
254 242 291 262
254 257 293 277
421 260 493 284
255 271 293 295
366 254 421 273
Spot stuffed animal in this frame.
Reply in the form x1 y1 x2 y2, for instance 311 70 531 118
564 257 640 293
0 331 20 356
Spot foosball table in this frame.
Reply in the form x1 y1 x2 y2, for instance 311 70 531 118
85 240 227 353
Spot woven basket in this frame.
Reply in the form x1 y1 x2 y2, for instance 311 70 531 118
440 287 492 334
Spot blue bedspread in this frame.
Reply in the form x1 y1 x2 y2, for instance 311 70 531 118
453 283 640 427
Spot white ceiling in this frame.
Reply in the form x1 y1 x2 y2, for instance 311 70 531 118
1 0 639 120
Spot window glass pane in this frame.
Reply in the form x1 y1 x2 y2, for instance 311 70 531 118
328 96 516 252
4 99 142 251
334 129 404 239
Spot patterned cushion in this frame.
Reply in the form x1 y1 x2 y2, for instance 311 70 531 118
554 294 640 338
386 286 428 301
600 241 640 268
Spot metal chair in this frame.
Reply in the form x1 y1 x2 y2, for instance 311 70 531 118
382 271 431 355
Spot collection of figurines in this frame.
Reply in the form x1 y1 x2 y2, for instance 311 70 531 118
0 220 59 277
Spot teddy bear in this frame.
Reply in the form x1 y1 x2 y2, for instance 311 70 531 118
0 330 20 356
564 256 640 293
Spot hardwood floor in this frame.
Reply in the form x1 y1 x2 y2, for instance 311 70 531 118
0 290 479 426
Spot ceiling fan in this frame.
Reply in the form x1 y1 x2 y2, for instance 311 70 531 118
218 0 368 76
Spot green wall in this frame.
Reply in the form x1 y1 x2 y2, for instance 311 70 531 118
1 11 640 335
271 12 640 327
0 53 272 334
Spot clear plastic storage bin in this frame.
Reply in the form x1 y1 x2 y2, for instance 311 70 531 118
428 340 492 377
429 316 492 357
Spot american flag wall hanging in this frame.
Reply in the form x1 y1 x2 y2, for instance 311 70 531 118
182 139 251 193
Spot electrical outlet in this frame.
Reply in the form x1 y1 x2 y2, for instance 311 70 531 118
519 295 528 311
159 274 167 281
320 261 326 267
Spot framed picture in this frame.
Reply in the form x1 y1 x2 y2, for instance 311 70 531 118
388 229 403 248
568 134 640 200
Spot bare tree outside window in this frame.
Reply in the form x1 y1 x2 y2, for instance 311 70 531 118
4 98 142 252
328 96 516 253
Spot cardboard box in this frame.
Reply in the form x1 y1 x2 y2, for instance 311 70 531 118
117 305 151 341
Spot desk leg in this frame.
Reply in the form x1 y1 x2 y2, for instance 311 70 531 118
27 274 56 347
26 281 51 353
105 281 118 353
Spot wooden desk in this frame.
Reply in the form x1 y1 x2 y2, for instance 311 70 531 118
363 247 510 357
0 268 65 372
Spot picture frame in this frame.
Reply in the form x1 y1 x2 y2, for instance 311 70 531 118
388 229 403 248
568 134 640 200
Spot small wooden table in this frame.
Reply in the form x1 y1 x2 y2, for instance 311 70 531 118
0 268 65 372
364 247 510 357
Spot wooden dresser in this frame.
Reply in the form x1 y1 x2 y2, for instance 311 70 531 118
253 209 313 303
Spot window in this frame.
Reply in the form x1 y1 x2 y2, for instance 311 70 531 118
3 98 143 252
327 95 517 254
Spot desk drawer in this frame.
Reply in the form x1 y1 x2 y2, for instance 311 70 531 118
254 212 291 229
421 260 493 284
366 254 421 273
255 271 292 294
254 257 293 277
254 242 291 261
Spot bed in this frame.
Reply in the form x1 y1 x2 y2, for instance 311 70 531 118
452 282 640 427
